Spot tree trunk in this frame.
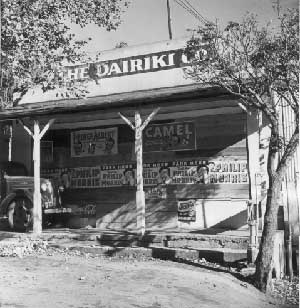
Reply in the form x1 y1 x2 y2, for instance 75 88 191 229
255 128 283 292
254 175 282 292
255 124 299 292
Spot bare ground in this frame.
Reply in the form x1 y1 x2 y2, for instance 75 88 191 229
0 249 296 308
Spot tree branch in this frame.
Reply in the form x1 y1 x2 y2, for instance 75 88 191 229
276 126 299 178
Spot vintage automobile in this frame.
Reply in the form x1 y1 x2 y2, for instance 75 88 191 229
0 161 64 232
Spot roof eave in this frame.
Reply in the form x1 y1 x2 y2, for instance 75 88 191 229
0 84 229 121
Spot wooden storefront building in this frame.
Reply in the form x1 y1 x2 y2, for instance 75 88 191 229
0 39 267 232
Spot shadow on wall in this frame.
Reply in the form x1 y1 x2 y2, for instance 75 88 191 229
190 209 248 235
96 199 180 231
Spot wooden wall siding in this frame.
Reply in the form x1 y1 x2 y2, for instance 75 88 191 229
63 185 249 206
42 112 247 169
63 184 249 230
41 101 249 230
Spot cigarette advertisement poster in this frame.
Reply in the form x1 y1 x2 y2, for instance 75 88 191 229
41 159 249 189
178 200 196 222
71 127 118 157
143 162 172 186
100 164 135 187
70 167 101 188
143 121 196 152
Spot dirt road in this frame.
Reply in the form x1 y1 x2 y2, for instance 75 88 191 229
0 252 294 308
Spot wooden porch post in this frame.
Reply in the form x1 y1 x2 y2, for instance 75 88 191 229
8 124 12 162
119 108 159 236
33 120 42 233
20 118 55 234
135 112 145 234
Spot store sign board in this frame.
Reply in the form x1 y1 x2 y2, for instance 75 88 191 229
143 122 196 152
65 48 208 81
71 127 118 157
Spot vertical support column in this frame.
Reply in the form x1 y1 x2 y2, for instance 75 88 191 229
246 109 260 264
20 118 55 234
119 108 159 236
247 201 259 264
33 120 42 234
246 108 261 226
135 111 145 235
8 124 12 161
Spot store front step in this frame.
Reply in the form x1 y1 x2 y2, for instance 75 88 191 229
0 228 259 252
48 242 247 265
95 232 253 250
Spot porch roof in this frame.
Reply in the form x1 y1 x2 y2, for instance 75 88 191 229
0 84 228 121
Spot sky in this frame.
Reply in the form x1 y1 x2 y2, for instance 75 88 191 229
70 0 298 54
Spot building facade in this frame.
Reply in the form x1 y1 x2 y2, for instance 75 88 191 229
2 38 293 233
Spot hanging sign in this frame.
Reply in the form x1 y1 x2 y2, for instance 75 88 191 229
71 127 118 157
143 121 196 152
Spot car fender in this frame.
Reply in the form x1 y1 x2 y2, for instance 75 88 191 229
0 190 33 215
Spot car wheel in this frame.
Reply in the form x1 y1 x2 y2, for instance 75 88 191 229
7 198 33 232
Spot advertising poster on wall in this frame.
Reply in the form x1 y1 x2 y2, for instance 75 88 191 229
178 200 196 222
143 162 173 186
71 127 118 157
170 160 248 184
70 167 101 188
100 164 135 187
143 166 159 186
143 121 196 152
41 159 248 191
145 186 167 199
170 160 208 184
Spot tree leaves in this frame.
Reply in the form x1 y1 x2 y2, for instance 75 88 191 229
186 9 299 293
185 9 299 120
1 0 130 107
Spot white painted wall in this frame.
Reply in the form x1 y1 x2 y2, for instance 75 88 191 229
178 199 248 230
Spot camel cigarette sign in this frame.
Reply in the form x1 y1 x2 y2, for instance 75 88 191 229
143 121 196 152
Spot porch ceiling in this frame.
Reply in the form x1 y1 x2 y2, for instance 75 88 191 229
0 84 230 121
